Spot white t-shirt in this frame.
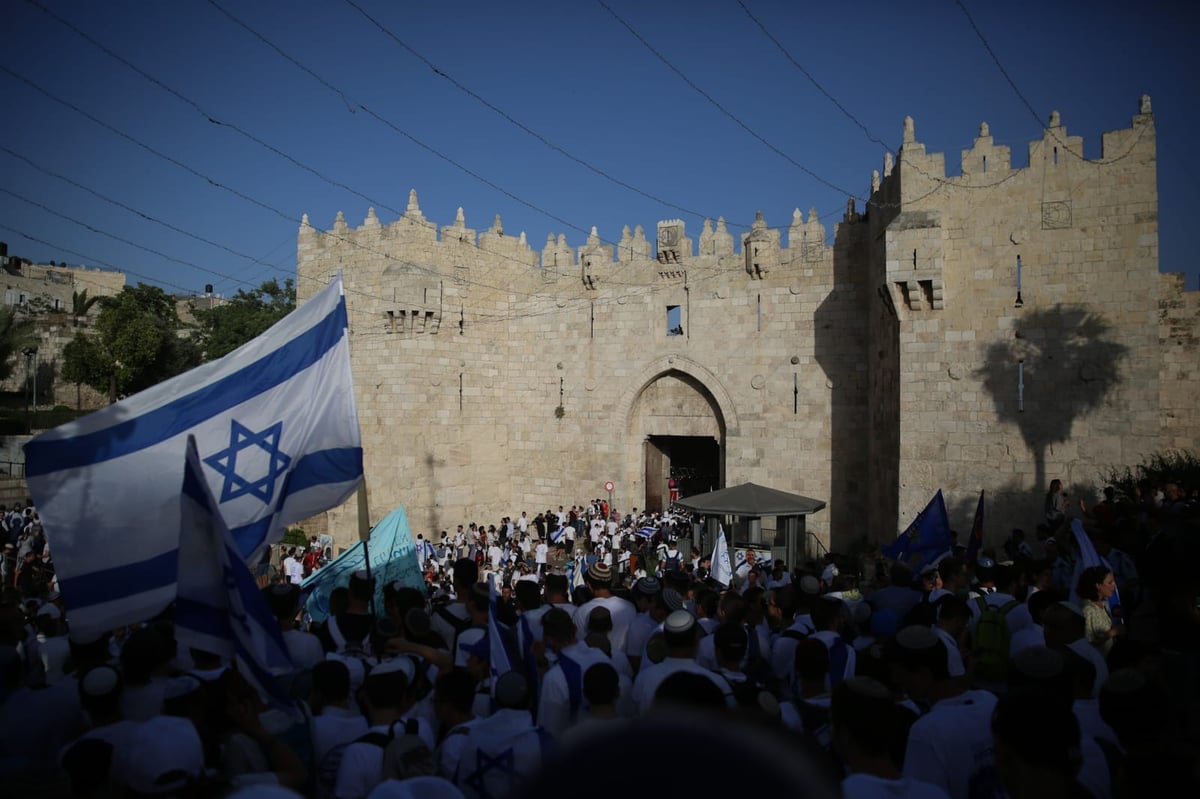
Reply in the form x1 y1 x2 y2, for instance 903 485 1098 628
903 690 999 799
535 543 548 565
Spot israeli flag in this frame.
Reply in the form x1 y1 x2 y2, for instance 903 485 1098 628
175 436 296 712
571 557 586 594
712 525 733 588
25 276 363 639
635 526 656 539
487 573 521 706
550 525 565 544
418 538 437 565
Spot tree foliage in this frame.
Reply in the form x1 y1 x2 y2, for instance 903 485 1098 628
1101 450 1200 501
194 278 295 360
0 306 38 382
61 284 201 399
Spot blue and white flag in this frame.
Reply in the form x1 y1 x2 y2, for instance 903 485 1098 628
882 490 953 573
416 537 437 566
712 525 733 588
571 556 587 595
302 505 424 624
635 526 656 539
175 436 295 712
487 573 522 706
25 276 363 639
550 525 565 544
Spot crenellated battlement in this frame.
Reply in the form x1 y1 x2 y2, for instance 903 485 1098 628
299 194 840 275
871 95 1156 210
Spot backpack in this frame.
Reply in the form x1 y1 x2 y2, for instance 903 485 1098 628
317 719 433 797
972 597 1020 683
664 549 681 572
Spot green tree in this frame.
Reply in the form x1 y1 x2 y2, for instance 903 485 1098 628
71 289 101 326
0 306 38 382
61 283 202 401
194 278 296 360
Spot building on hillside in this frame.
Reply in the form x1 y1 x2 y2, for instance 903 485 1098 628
296 96 1200 556
0 244 126 410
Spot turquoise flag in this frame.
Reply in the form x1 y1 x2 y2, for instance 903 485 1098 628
301 505 423 623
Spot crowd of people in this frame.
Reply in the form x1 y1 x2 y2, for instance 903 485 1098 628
0 482 1197 799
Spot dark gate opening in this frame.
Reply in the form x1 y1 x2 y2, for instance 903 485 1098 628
645 435 721 513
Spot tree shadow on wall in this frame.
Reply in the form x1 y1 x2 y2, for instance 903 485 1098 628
976 304 1127 494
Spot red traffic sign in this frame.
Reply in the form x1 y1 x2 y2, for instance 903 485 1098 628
604 481 615 493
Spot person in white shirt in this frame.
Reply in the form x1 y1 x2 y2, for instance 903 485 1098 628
451 672 550 799
311 660 369 799
893 626 999 799
573 563 637 651
264 583 325 671
536 608 612 737
832 676 949 799
432 668 481 781
630 610 732 714
334 658 434 799
534 541 548 575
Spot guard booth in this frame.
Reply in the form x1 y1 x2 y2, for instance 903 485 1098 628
673 482 826 571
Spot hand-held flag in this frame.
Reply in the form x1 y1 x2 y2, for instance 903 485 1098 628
882 490 953 572
175 436 296 712
712 525 733 588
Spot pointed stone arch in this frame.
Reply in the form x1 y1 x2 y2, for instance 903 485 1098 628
611 356 738 512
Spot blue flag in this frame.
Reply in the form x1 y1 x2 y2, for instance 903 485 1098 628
301 505 423 624
25 276 363 639
175 437 296 713
882 490 952 572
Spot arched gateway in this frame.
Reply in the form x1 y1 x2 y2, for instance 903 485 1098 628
613 356 738 514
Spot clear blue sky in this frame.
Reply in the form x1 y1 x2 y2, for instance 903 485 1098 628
3 0 1197 300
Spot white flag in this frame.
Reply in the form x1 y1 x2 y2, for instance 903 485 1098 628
25 276 362 638
175 436 295 710
712 525 733 588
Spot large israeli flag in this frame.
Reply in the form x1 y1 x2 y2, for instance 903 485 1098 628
25 276 363 639
175 436 295 711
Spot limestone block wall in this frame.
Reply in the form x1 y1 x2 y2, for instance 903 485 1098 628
1159 272 1200 450
877 102 1163 538
298 98 1187 554
299 197 868 551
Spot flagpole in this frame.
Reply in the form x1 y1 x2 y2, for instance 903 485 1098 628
357 480 376 616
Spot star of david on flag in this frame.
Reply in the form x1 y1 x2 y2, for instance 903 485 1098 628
204 420 293 504
25 275 363 639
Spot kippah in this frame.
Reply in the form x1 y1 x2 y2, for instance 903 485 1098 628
370 657 415 682
587 562 612 583
799 575 821 595
80 665 122 698
661 588 684 612
663 609 696 635
895 625 939 651
493 670 529 709
1010 646 1065 681
635 576 661 596
841 676 891 700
